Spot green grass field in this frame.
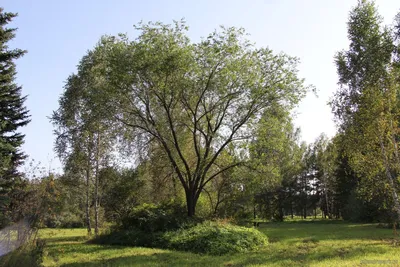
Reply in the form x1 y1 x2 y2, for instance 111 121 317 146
39 222 400 267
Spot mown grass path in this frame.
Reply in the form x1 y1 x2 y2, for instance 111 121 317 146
39 221 400 266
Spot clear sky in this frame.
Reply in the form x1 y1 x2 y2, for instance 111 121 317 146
3 0 400 172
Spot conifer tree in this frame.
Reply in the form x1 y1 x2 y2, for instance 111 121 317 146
0 8 30 227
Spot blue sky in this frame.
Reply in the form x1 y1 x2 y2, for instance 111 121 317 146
3 0 400 172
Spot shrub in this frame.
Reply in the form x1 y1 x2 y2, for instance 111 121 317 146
93 228 163 247
93 202 199 248
42 212 85 228
163 220 268 255
94 203 267 255
120 202 198 232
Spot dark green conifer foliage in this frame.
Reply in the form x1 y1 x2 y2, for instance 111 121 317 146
0 8 30 227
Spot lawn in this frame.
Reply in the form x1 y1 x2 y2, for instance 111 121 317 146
39 221 400 267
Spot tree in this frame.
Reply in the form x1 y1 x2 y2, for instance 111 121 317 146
331 0 400 221
100 167 148 222
0 8 30 227
313 134 339 219
327 134 359 220
51 51 116 235
250 104 304 221
89 21 309 216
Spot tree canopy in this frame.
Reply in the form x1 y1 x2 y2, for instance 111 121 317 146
64 21 309 216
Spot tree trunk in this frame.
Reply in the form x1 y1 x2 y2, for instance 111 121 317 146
290 202 293 219
185 190 197 217
94 133 101 236
325 190 330 219
303 193 307 219
85 164 91 235
253 204 258 227
303 175 307 219
279 206 284 222
331 198 335 219
172 176 178 198
214 202 221 217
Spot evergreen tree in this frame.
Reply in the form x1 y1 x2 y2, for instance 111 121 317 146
0 8 30 227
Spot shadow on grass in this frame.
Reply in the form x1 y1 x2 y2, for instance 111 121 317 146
56 241 395 267
60 252 215 267
258 222 396 244
263 220 346 225
236 242 396 267
43 223 400 267
46 243 124 255
43 235 89 243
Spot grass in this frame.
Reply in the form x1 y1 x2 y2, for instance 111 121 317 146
38 221 400 266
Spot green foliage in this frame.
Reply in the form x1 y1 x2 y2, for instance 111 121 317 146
95 220 268 256
120 202 194 232
101 167 148 222
250 110 305 221
342 190 396 223
94 201 268 256
94 202 196 248
163 221 268 255
331 0 400 220
0 7 30 228
43 211 85 228
93 228 163 248
65 20 310 217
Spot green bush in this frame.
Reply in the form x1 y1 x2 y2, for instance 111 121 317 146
120 202 198 232
93 228 164 247
93 202 198 248
93 219 268 255
94 202 267 255
163 220 268 255
42 212 85 228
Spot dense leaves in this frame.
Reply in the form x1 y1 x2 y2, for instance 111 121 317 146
81 21 309 216
163 220 268 255
95 219 268 255
119 202 193 232
331 0 400 221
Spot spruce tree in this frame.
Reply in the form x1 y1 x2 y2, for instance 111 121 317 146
0 7 30 227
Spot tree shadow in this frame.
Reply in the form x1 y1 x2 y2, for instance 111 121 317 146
258 222 395 244
43 223 400 267
57 242 397 267
60 252 217 267
234 243 397 267
43 235 89 243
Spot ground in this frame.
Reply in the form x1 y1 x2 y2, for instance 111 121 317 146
39 221 400 267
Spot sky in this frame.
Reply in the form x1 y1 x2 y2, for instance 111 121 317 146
3 0 400 173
